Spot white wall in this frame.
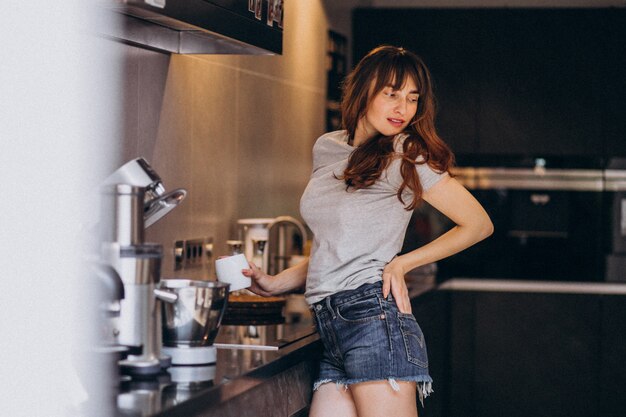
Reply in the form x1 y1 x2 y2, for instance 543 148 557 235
0 1 121 416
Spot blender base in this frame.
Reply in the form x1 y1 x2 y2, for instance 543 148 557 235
168 364 217 384
162 345 217 365
119 358 162 376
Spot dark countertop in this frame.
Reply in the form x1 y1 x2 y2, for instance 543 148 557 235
116 278 439 417
116 296 321 417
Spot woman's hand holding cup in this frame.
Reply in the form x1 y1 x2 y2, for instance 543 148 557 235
215 254 277 296
242 262 277 297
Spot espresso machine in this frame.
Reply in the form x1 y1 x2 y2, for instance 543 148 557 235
100 158 186 375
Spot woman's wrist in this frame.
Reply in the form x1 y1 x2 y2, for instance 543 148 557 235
395 252 422 274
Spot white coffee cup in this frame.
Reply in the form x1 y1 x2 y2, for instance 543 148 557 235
215 254 251 292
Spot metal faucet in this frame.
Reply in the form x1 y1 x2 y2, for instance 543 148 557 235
266 216 308 275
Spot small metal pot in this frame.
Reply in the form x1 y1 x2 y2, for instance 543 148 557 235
159 279 229 347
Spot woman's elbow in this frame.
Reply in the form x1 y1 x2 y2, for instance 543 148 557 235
479 216 494 240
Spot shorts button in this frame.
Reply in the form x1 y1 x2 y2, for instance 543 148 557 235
316 305 322 311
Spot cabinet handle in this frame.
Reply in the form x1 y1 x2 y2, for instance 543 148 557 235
530 193 550 205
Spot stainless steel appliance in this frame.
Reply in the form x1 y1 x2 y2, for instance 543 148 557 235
604 160 626 282
100 158 187 375
102 157 187 228
410 158 612 282
160 279 229 365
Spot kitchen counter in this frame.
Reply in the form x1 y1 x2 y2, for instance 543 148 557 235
116 278 439 417
114 276 625 416
116 299 321 417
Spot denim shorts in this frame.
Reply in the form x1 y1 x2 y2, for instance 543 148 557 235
310 281 433 405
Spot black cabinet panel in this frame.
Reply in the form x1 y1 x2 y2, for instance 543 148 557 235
599 295 626 416
600 9 626 157
447 292 477 417
353 9 480 154
473 292 601 417
353 9 626 159
411 291 450 417
478 10 604 156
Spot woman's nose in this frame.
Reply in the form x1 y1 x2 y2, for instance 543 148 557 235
394 100 406 115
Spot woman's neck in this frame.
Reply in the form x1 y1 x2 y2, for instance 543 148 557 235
352 125 373 147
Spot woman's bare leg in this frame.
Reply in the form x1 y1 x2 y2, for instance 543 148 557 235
309 382 358 417
350 380 418 417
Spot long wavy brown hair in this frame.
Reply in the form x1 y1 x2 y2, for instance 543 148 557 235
339 45 454 210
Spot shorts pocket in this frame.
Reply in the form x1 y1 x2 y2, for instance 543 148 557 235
336 294 384 323
397 312 429 368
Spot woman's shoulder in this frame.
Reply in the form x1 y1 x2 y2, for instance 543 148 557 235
315 130 350 147
311 130 351 170
313 130 351 155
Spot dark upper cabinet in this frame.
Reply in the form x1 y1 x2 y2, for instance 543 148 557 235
110 0 283 54
478 9 604 157
601 9 626 157
354 9 480 155
353 9 626 159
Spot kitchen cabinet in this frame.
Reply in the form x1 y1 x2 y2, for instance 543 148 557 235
410 289 450 417
600 9 626 157
353 9 626 159
441 283 626 417
478 9 604 157
353 9 480 155
104 0 284 54
600 295 626 416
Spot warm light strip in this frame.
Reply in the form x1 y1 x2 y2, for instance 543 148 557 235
440 278 626 295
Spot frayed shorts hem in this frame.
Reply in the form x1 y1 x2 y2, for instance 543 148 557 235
313 376 434 406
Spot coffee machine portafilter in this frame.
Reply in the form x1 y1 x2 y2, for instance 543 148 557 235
100 158 186 376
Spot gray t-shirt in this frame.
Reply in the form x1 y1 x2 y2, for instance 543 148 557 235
300 130 447 305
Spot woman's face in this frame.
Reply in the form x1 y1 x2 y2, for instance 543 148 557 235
355 77 419 144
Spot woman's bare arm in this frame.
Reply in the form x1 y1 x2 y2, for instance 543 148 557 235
383 175 494 313
242 257 309 296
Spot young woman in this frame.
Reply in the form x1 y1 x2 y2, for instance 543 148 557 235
243 45 493 417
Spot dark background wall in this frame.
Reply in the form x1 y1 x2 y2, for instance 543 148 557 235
353 8 626 161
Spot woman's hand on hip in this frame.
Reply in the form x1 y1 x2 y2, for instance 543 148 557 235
382 257 411 314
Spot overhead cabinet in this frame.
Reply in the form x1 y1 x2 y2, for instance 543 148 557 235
353 8 626 159
106 0 284 54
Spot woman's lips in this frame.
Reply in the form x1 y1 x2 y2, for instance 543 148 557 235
387 118 405 127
